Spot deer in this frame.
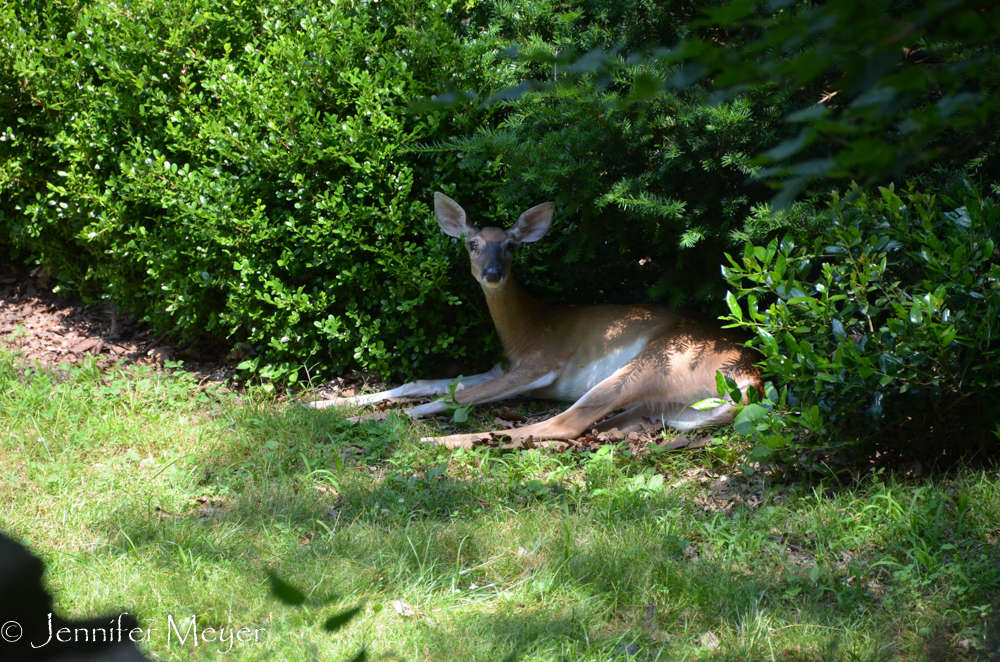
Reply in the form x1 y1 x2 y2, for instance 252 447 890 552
309 192 762 448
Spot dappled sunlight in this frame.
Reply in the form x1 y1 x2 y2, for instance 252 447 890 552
2 348 999 661
599 307 658 343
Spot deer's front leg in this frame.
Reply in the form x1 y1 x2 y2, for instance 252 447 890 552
422 353 646 447
307 364 503 415
406 365 558 418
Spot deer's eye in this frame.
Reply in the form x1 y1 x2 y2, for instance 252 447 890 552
505 241 516 253
466 240 479 253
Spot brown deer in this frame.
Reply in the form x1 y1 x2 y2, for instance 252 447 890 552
310 193 761 448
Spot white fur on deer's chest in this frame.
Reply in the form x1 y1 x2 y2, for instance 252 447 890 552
531 336 649 401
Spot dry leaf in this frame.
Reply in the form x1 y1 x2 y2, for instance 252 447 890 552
71 338 103 355
498 406 526 422
391 600 416 617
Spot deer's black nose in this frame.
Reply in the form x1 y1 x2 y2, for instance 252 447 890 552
482 266 503 283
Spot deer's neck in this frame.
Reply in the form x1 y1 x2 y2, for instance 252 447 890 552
482 278 546 356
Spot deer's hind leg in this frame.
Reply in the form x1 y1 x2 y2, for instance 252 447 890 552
592 404 655 434
593 399 737 436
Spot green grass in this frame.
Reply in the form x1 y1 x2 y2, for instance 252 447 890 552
1 348 999 661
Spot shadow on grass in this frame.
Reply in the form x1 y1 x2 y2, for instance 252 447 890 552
84 399 1000 662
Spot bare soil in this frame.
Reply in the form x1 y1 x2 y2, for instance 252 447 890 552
0 257 236 383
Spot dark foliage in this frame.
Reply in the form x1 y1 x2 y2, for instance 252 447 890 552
724 183 1000 463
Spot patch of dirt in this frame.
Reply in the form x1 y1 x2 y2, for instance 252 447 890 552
313 373 392 400
0 258 237 382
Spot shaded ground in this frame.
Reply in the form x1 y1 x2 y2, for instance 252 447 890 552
0 257 236 382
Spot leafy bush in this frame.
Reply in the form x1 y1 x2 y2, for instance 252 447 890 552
0 0 548 382
441 1 802 308
5 0 994 390
447 0 1000 318
496 0 1000 208
450 80 793 307
723 183 1000 462
1 0 794 381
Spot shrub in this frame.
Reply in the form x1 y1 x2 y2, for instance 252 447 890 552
724 183 1000 462
0 0 518 382
450 81 794 308
0 0 804 382
444 1 803 308
8 0 988 389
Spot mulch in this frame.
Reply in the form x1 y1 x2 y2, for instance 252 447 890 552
0 258 236 382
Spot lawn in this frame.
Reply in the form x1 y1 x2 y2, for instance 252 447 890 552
1 349 998 661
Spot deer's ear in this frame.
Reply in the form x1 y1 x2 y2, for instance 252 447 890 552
434 192 475 238
509 202 553 243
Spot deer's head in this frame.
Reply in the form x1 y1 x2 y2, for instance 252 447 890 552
434 192 553 289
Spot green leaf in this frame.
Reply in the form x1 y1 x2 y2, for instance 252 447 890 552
692 397 728 411
725 291 743 321
332 447 344 476
725 375 742 404
939 326 957 346
757 328 780 357
715 370 728 399
452 404 471 423
733 403 769 436
746 443 774 463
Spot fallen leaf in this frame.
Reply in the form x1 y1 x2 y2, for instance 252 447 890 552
499 406 527 422
71 338 103 355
